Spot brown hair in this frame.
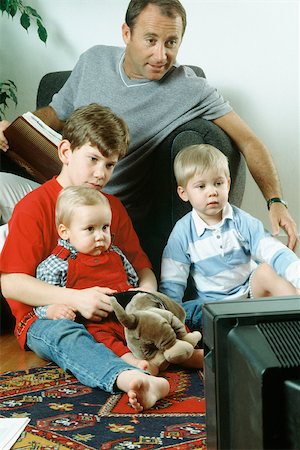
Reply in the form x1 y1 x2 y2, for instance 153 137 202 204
125 0 186 36
62 103 129 159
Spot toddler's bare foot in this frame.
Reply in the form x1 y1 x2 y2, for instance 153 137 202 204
117 370 170 412
128 373 170 411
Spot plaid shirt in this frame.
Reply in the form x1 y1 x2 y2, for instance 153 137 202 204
35 238 139 319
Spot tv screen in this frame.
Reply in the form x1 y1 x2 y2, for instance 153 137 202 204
202 296 300 450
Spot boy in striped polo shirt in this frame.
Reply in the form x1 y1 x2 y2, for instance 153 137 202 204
160 144 300 331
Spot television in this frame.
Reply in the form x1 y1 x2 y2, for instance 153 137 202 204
202 296 300 450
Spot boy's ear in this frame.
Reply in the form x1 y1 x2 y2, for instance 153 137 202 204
177 185 189 202
58 139 72 164
57 223 70 240
228 177 231 191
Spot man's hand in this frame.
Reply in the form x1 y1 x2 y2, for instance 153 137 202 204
269 203 298 251
73 286 116 321
0 120 11 151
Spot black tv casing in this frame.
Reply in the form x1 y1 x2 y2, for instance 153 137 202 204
203 296 300 450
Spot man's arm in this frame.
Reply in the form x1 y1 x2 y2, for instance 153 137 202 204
213 110 298 250
1 272 114 322
0 106 64 151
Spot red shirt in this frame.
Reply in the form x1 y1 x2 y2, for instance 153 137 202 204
0 177 151 348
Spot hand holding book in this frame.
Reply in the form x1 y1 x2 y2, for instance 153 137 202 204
3 112 62 183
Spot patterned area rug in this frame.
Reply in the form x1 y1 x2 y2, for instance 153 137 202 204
0 363 206 449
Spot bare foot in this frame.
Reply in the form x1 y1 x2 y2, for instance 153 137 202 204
117 370 170 412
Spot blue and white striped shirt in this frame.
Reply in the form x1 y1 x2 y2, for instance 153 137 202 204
160 203 300 304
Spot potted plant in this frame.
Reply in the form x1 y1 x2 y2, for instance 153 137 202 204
0 0 48 119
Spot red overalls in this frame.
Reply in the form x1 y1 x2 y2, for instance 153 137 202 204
53 245 133 357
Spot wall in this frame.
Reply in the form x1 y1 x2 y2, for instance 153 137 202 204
1 0 299 252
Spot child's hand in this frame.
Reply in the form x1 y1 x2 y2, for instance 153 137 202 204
46 304 76 321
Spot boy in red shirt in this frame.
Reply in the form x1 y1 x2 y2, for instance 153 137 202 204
0 103 169 412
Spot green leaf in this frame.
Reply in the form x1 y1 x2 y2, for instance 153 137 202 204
0 81 16 92
0 93 9 108
9 1 18 17
37 22 47 42
0 0 9 13
0 79 18 119
8 87 18 105
20 11 30 30
7 79 17 88
25 5 41 20
0 81 11 88
0 92 7 103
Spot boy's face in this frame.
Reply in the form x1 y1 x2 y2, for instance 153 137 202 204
178 168 230 225
59 203 112 256
58 142 119 191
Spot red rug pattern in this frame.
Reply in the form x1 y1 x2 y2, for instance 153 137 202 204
0 363 206 449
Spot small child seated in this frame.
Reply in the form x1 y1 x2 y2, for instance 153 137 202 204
34 186 159 373
160 144 300 331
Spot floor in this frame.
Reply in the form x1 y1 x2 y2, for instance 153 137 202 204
0 333 46 373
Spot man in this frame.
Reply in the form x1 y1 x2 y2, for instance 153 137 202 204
0 0 297 250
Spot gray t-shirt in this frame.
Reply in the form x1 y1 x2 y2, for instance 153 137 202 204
51 45 232 221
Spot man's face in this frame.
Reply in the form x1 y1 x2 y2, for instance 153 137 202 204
122 3 183 80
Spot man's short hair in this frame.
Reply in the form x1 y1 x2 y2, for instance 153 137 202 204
125 0 186 36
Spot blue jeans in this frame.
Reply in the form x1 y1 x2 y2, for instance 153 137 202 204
183 299 203 331
26 319 139 393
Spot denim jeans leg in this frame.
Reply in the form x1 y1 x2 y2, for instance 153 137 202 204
26 319 139 393
183 299 203 331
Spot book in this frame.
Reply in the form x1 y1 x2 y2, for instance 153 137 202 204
3 112 62 184
0 418 30 449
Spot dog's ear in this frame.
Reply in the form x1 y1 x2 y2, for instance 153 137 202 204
110 296 138 329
